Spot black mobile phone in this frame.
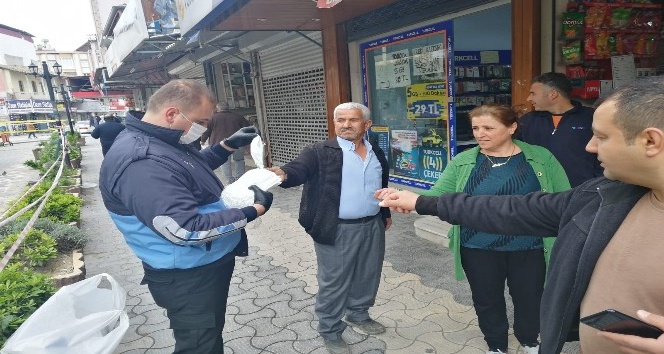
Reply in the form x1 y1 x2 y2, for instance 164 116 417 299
580 309 664 339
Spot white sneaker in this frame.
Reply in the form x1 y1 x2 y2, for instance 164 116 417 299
521 344 539 354
487 350 506 354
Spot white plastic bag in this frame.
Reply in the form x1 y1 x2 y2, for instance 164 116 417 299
221 169 281 208
250 135 265 169
1 273 129 354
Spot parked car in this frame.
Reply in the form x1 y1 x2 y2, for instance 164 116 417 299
75 121 92 134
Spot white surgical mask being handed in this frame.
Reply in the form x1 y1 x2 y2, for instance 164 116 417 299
178 112 207 144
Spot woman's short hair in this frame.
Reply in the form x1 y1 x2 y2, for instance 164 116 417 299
468 104 518 128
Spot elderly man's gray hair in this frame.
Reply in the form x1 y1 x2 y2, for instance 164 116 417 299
334 102 371 121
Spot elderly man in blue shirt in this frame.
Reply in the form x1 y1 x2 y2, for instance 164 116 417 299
270 102 392 354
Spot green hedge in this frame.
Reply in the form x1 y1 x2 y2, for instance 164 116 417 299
0 264 56 347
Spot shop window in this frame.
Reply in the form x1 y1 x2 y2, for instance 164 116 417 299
560 1 663 100
361 21 454 189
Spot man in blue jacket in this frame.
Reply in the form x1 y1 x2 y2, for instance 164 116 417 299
377 76 664 354
99 79 273 354
517 72 603 187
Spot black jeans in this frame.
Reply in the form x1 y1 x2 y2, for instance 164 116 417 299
141 256 235 354
461 247 545 351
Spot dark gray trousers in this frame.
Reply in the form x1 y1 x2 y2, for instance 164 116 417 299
314 215 385 340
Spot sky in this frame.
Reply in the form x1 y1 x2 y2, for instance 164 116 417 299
0 0 97 51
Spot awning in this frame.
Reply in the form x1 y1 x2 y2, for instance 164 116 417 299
71 91 130 98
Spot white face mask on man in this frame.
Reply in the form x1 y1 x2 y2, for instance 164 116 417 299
178 112 207 144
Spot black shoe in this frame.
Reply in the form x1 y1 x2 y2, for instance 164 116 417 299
346 318 385 335
323 338 350 354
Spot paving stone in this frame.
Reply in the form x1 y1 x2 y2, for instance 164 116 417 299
272 309 315 328
225 335 259 354
251 327 298 349
283 320 319 341
224 324 257 342
234 307 276 325
262 340 298 354
395 319 444 341
229 297 262 314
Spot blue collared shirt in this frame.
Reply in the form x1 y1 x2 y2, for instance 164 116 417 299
337 136 382 219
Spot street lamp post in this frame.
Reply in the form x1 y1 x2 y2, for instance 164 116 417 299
58 84 75 134
27 61 74 134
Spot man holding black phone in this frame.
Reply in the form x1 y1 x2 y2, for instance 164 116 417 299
376 77 664 354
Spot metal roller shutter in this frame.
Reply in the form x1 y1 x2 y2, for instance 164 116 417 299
177 63 207 85
259 32 327 166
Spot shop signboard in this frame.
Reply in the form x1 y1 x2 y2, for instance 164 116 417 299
32 100 54 114
177 0 236 36
360 20 454 189
107 0 149 72
109 98 128 111
7 100 32 114
0 99 6 117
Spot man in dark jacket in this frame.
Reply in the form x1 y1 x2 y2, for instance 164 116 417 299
377 77 664 354
99 79 273 354
201 102 251 183
516 72 603 187
269 103 391 354
91 114 126 156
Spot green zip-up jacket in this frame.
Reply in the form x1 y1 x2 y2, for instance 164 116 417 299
420 139 570 280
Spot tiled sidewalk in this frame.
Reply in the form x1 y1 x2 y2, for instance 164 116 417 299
76 138 578 354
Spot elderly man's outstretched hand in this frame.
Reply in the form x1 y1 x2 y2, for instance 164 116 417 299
224 126 258 149
376 189 419 214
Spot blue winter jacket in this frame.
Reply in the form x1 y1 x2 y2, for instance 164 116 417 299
99 115 257 269
516 101 603 187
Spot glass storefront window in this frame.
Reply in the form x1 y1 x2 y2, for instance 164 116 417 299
361 21 454 189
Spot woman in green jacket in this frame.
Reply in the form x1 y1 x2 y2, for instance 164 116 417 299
421 104 570 354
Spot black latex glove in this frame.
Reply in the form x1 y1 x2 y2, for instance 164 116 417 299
224 126 258 149
248 185 273 211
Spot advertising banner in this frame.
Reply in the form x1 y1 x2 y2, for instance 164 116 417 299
368 125 390 163
406 83 446 120
419 147 447 182
391 130 419 179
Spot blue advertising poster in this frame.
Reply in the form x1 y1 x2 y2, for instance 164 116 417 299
419 147 447 182
391 130 419 179
368 125 390 163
